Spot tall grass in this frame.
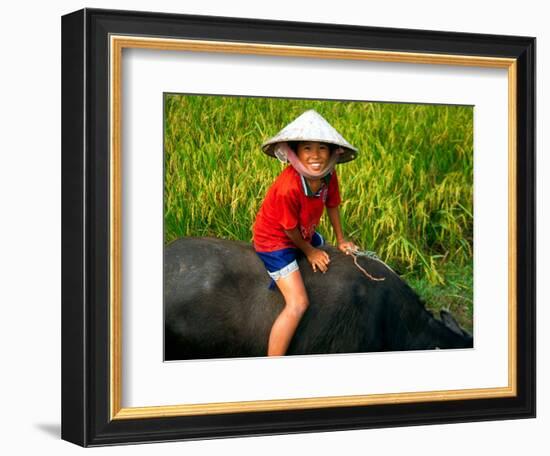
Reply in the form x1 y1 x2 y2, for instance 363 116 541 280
164 95 474 329
164 95 472 287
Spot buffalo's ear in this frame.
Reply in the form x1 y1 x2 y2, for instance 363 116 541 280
440 309 464 336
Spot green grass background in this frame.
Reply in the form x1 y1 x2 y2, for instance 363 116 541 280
164 94 473 331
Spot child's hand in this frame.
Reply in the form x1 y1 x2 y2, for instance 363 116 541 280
306 248 331 273
338 241 358 255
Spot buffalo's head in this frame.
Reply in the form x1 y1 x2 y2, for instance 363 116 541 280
433 309 473 349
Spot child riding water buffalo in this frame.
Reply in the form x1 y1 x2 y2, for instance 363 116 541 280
253 110 359 356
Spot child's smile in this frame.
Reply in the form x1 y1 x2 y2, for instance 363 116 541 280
296 141 331 175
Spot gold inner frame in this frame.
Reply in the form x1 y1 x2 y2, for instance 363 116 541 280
109 35 517 420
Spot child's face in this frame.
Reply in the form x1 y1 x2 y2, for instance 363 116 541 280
296 141 331 174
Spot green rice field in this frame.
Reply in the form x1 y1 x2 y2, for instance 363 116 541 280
164 94 473 331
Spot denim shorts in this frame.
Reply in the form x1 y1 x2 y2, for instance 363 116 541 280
256 232 325 283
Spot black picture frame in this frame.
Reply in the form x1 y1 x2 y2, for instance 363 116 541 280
61 8 535 447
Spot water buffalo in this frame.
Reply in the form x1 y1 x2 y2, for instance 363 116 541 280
164 237 472 360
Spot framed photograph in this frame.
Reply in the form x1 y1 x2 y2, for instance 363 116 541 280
162 94 475 363
61 8 535 447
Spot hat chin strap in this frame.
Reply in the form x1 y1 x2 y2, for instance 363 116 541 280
274 143 341 180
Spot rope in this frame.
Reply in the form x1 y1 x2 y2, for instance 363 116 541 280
346 248 388 281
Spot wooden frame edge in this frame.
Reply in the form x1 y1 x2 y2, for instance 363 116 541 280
113 35 516 68
108 35 519 420
110 36 123 419
112 386 516 420
508 61 518 396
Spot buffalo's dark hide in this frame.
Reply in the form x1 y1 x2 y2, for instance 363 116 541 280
164 237 472 360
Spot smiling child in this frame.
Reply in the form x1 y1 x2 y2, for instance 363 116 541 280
252 110 358 356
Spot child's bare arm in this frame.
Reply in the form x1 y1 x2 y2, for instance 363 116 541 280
284 227 330 273
326 206 358 254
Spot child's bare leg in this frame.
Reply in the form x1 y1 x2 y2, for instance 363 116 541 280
268 269 309 356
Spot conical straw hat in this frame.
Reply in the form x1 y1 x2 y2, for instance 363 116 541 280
262 110 358 163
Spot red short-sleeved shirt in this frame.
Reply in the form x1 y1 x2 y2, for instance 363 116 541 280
252 166 341 252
